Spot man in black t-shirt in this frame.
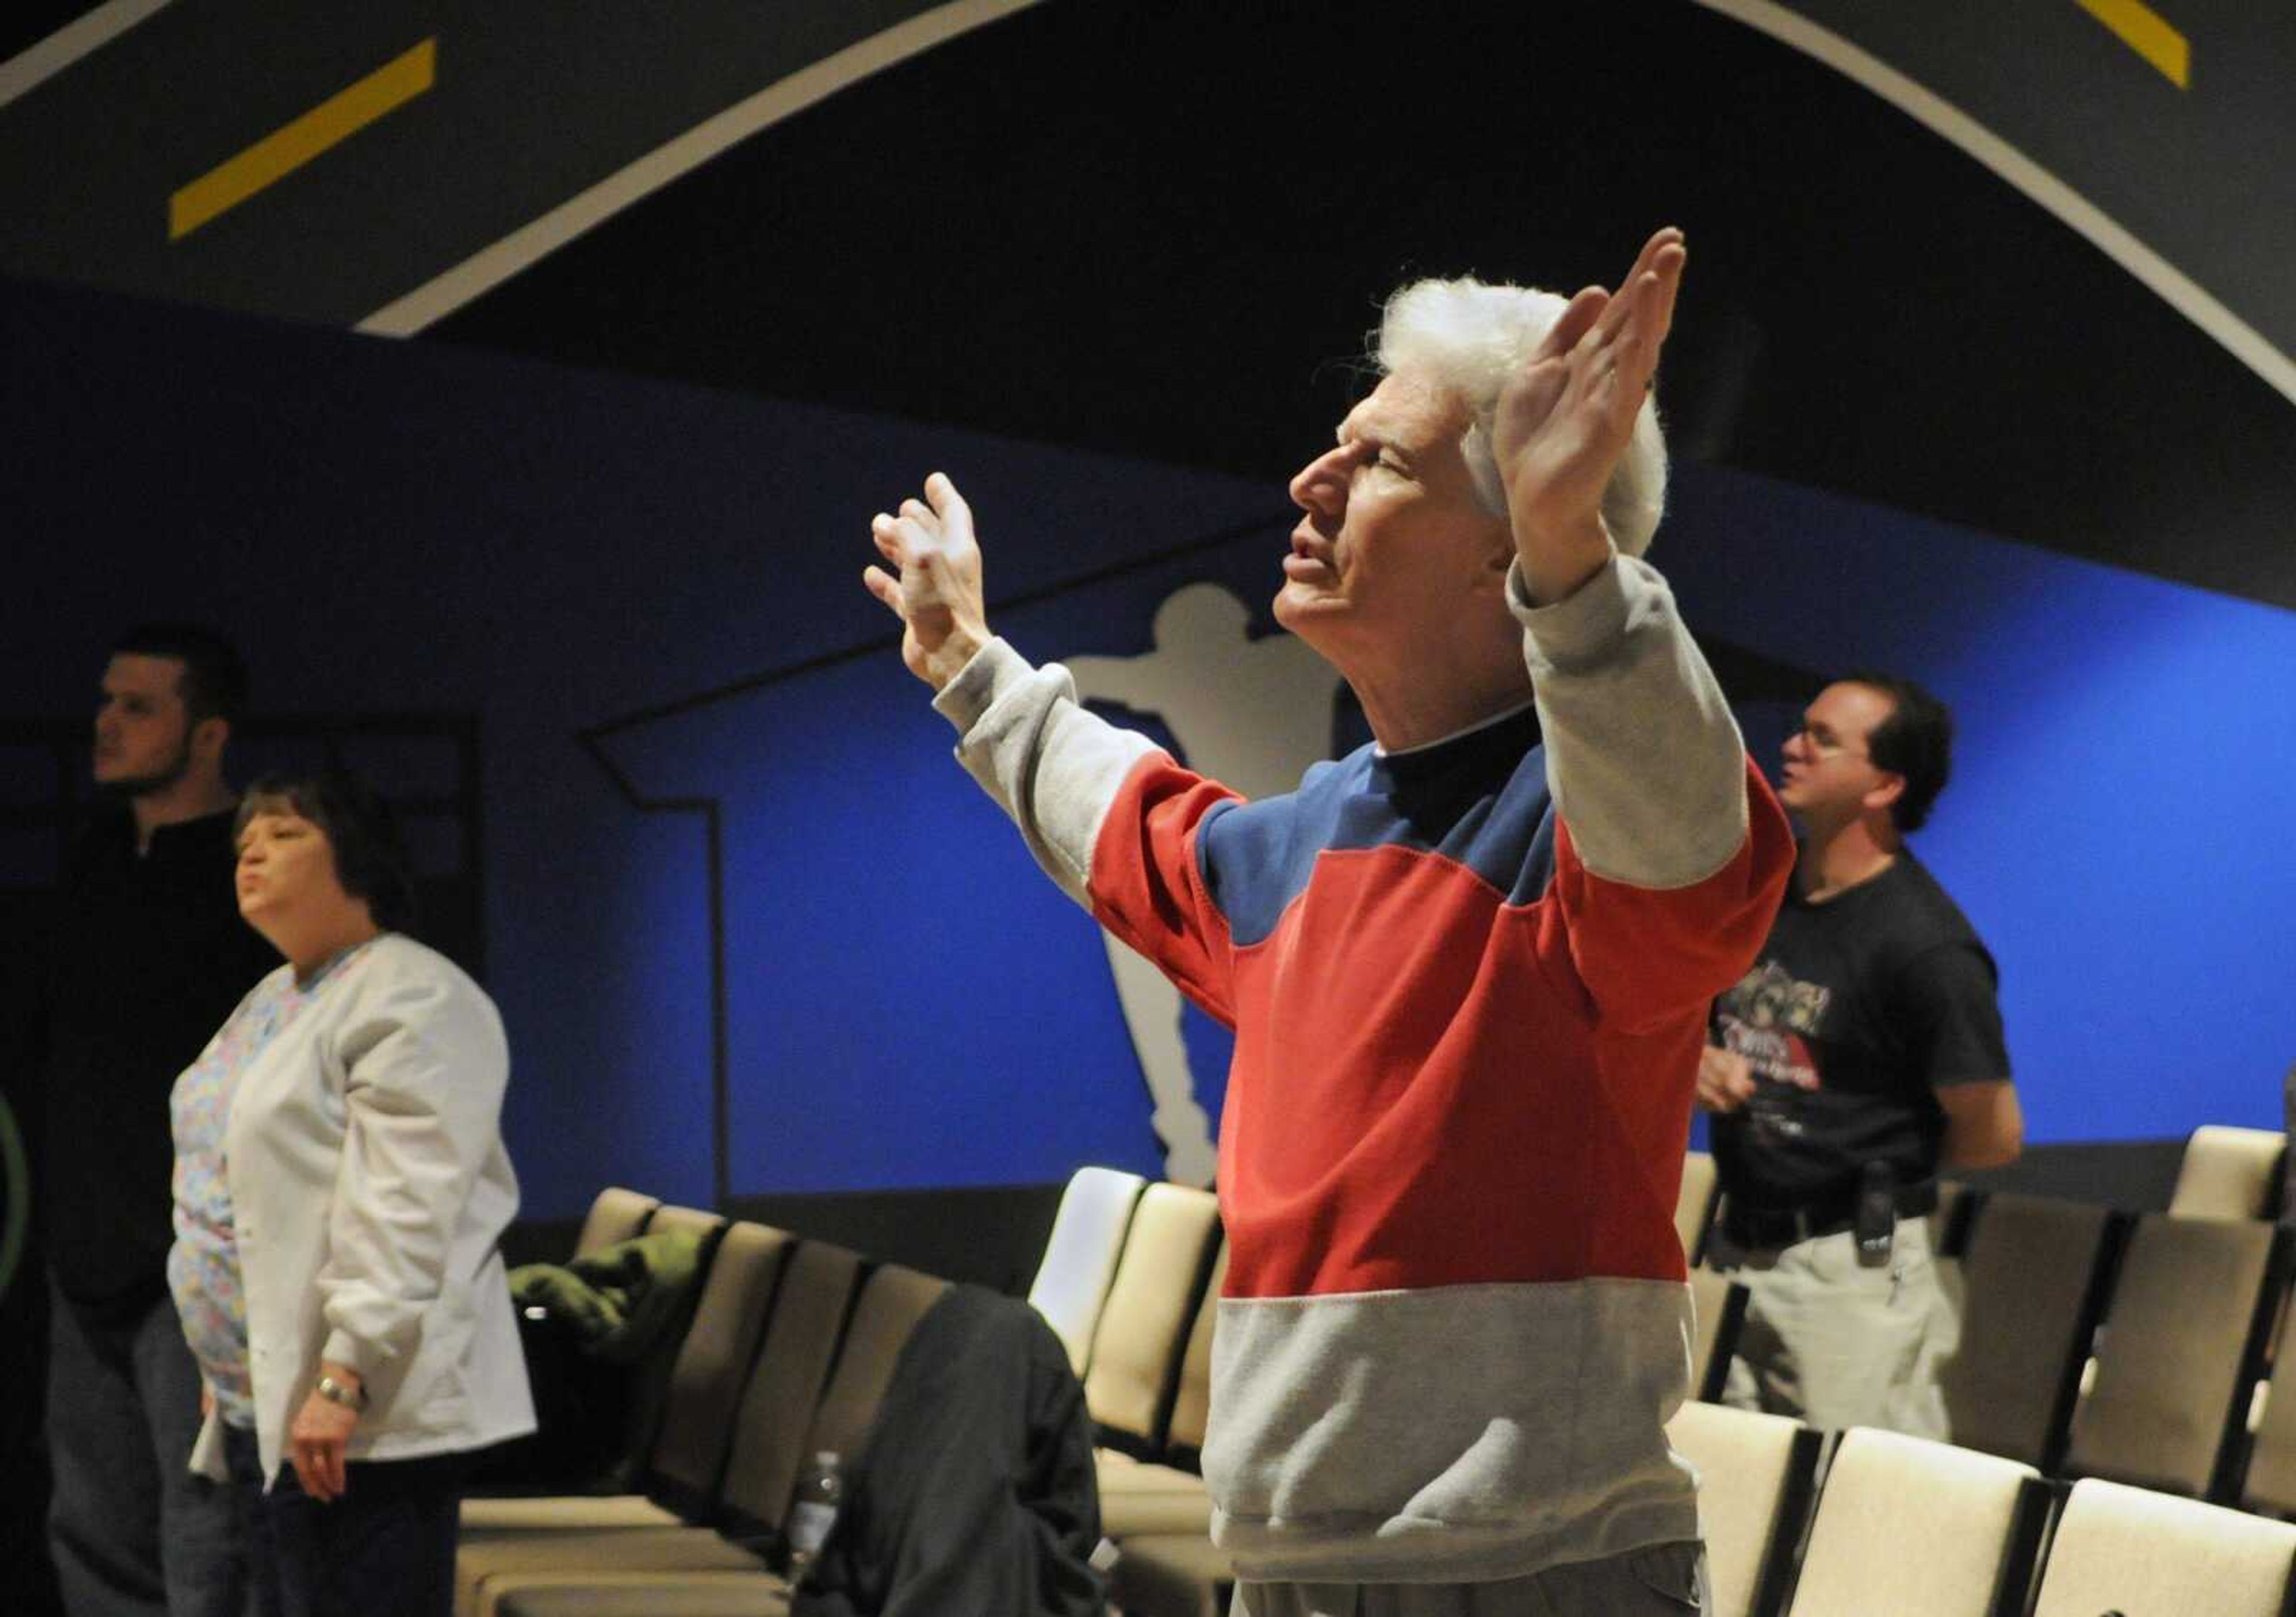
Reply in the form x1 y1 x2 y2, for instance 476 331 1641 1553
1697 672 2020 1437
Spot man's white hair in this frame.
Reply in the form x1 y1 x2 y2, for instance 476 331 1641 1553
1375 276 1668 556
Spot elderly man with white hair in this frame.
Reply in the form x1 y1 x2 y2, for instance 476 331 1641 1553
862 228 1793 1616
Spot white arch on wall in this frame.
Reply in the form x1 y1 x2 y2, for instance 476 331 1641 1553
1696 0 2296 406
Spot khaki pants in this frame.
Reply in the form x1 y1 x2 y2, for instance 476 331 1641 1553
1232 1542 1706 1615
1718 1216 1956 1438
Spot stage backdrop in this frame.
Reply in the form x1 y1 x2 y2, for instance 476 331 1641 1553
4 276 2290 1218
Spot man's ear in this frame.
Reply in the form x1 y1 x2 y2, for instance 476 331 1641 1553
1864 771 1906 817
190 715 230 768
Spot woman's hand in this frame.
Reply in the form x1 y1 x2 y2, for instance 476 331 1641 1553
288 1362 363 1502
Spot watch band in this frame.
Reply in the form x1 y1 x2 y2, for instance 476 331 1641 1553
314 1373 366 1410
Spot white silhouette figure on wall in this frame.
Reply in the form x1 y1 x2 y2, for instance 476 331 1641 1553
1067 583 1340 1186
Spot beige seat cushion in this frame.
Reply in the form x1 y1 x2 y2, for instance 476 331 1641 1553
1939 1191 2115 1468
1787 1428 2039 1616
1098 1448 1213 1535
1676 1150 1718 1260
2169 1125 2286 1220
712 1240 863 1534
2242 1295 2296 1517
1687 1266 1743 1399
1028 1166 1147 1377
492 1572 790 1617
1165 1244 1228 1454
1085 1184 1220 1448
574 1188 660 1257
2065 1213 2279 1495
456 1529 761 1617
2032 1478 2296 1617
1666 1400 1816 1617
459 1495 683 1536
1109 1532 1233 1617
463 1222 796 1541
1098 1450 1208 1495
1104 1483 1214 1539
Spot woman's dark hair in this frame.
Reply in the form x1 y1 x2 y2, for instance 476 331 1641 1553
1840 670 1953 834
236 767 419 934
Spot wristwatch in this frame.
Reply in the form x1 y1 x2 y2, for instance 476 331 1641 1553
314 1373 367 1410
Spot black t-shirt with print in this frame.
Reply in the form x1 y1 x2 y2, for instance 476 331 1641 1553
1710 852 2010 1211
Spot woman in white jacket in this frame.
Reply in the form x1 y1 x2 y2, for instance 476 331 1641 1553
168 769 532 1615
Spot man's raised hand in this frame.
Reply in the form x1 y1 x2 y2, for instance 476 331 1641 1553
863 472 992 690
1492 227 1686 603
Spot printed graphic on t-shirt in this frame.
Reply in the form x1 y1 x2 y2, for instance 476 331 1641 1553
1717 959 1827 1135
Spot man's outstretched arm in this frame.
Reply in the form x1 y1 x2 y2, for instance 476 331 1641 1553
862 473 1156 904
1489 230 1791 1016
860 476 1240 1019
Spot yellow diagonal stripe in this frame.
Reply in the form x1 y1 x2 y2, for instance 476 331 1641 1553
2075 0 2190 89
169 37 436 242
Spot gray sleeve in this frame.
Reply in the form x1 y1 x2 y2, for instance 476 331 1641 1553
931 638 1162 909
317 956 509 1375
1511 553 1750 890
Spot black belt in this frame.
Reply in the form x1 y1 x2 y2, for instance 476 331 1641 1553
1722 1178 1939 1251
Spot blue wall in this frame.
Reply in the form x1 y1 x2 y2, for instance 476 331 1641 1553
1660 468 2296 1145
5 280 2290 1215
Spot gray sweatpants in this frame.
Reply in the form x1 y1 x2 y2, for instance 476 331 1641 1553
1232 1541 1707 1615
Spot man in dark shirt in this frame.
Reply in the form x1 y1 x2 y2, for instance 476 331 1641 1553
1697 672 2021 1437
38 625 277 1616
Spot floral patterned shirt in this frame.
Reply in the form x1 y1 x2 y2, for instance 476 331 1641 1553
167 941 374 1428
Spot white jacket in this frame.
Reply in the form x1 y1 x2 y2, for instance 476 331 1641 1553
188 934 535 1484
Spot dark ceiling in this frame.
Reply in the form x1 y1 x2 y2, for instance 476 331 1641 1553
429 1 2296 609
13 1 2294 608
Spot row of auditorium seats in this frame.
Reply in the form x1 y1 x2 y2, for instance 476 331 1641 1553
1075 1144 2296 1616
457 1192 953 1617
458 1173 1229 1617
1679 1125 2296 1507
486 1132 2293 1616
1671 1409 2296 1617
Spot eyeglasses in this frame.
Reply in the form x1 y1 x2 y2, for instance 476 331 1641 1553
1791 720 1870 762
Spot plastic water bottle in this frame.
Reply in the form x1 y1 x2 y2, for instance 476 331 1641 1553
785 1450 843 1583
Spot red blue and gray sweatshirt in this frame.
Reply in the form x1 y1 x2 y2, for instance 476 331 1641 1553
933 553 1794 1584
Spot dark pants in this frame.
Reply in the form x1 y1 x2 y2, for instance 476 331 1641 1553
222 1425 463 1617
46 1279 242 1617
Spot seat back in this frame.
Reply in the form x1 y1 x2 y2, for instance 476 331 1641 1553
716 1239 864 1537
1787 1429 2047 1617
1028 1166 1149 1377
2031 1478 2296 1617
573 1186 660 1256
643 1203 727 1249
1083 1183 1222 1456
1940 1192 2120 1472
796 1262 953 1472
2241 1296 2296 1517
1665 1401 1820 1617
645 1221 795 1514
1162 1242 1230 1465
2169 1124 2288 1221
1688 1267 1748 1404
612 1204 728 1466
1677 1150 1719 1263
2065 1214 2286 1498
